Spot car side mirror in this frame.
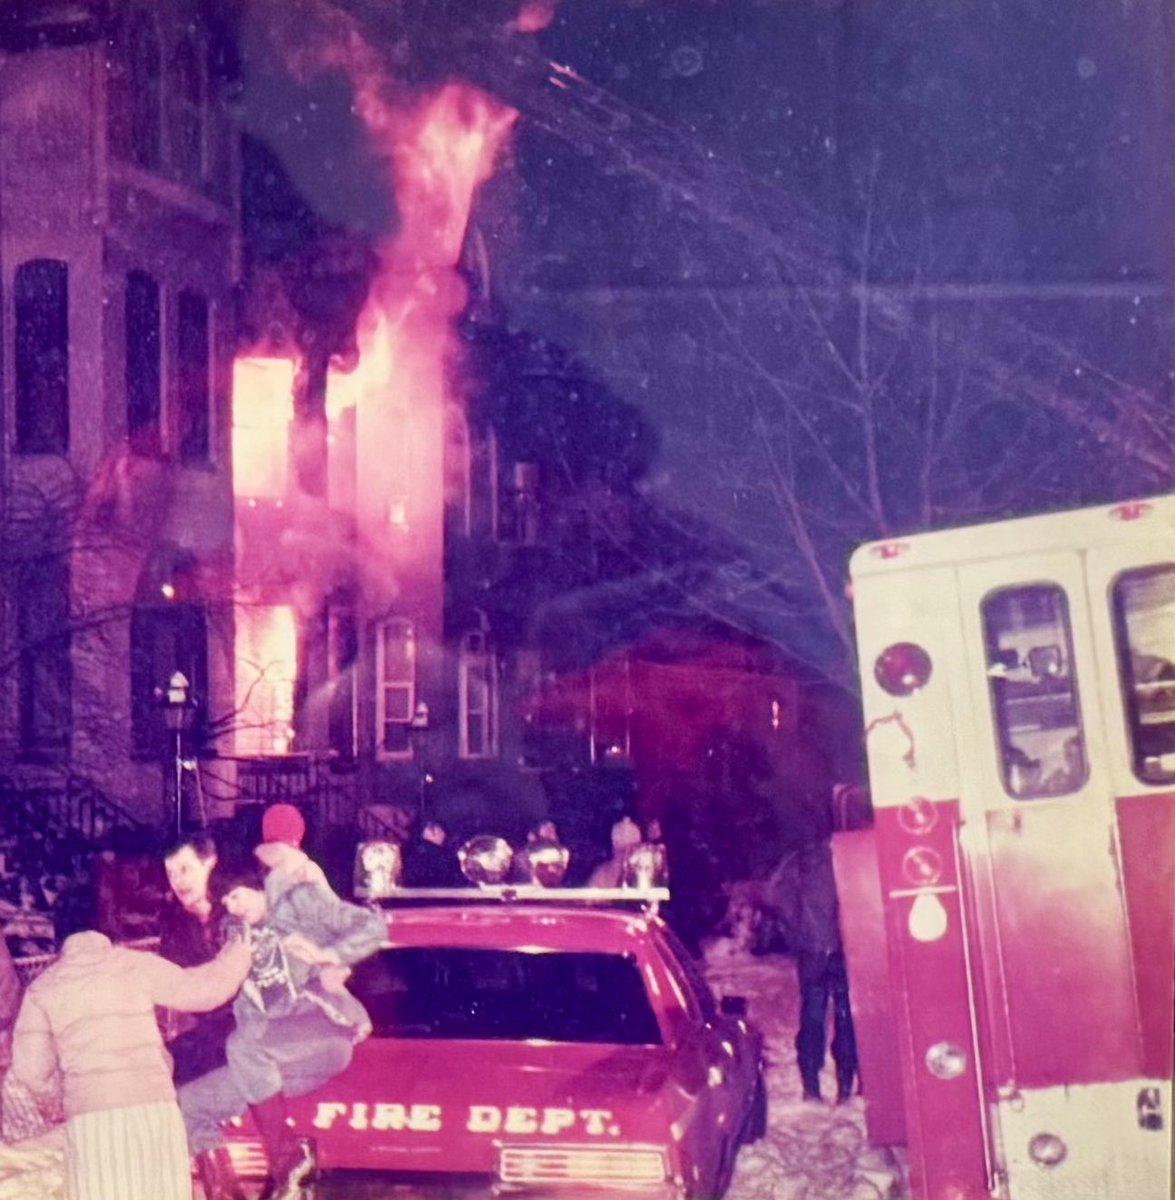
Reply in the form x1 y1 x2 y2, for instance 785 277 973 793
719 995 748 1018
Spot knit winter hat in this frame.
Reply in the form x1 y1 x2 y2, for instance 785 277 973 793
261 803 306 847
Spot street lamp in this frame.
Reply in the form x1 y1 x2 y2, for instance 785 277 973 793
162 671 195 836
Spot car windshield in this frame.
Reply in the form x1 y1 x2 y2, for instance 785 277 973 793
348 946 662 1045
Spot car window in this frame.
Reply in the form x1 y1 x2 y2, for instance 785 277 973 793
348 946 662 1045
656 926 717 1024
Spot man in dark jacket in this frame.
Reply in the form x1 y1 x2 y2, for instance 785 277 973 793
771 839 858 1103
401 819 464 887
159 831 235 1086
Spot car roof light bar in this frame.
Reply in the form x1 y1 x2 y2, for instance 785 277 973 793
368 885 670 914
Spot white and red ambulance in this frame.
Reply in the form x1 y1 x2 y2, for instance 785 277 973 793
838 496 1175 1200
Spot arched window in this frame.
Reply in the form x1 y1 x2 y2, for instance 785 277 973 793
127 10 161 170
125 270 161 453
459 626 498 759
444 405 472 538
15 259 69 456
170 35 204 182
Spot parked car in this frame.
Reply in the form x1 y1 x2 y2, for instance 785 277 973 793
223 889 766 1198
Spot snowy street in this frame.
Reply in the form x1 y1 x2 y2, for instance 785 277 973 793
705 946 906 1200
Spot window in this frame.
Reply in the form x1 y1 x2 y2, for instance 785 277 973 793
176 290 210 464
127 10 161 170
981 584 1087 799
15 260 69 456
1112 566 1175 785
16 556 71 755
348 947 662 1045
459 629 498 758
377 618 415 757
443 405 472 537
126 271 161 452
502 462 540 544
170 36 204 182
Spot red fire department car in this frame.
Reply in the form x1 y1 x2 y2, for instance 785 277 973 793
223 887 766 1199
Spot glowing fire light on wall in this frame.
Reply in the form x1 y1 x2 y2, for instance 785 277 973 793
234 605 298 756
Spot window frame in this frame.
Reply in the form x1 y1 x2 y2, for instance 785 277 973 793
175 289 211 466
1110 564 1175 787
127 9 162 171
15 259 70 457
169 34 205 183
125 269 162 452
459 629 498 759
980 581 1089 801
376 618 416 760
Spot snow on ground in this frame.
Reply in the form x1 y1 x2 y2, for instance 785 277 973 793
704 939 908 1200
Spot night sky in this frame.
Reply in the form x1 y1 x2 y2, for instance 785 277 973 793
228 0 1175 679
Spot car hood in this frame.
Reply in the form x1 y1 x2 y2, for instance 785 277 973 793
279 1039 696 1173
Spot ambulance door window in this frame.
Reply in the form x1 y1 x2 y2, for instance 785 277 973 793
981 584 1088 799
1112 565 1175 785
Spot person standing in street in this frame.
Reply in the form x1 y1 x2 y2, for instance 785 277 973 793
8 889 249 1200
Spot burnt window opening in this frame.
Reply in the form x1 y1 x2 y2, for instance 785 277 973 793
981 584 1087 800
176 290 210 464
130 602 208 760
127 9 161 170
16 555 71 757
1112 565 1175 786
170 35 204 183
125 270 161 453
15 259 69 456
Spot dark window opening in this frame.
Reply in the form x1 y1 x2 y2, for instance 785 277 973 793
126 270 161 453
177 290 210 464
15 259 69 456
17 556 71 756
128 10 161 170
171 37 203 182
349 947 662 1045
130 603 208 759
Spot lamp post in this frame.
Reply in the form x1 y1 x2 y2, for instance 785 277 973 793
162 671 195 836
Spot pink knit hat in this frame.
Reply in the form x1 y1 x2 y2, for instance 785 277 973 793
261 803 305 847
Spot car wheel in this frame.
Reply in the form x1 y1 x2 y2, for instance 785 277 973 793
743 1073 768 1143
